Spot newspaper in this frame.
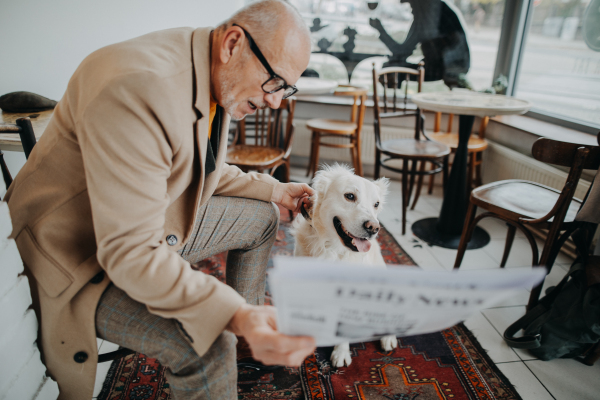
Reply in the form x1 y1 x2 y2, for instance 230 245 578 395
268 257 546 347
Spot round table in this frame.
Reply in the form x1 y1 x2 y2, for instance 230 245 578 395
295 77 339 95
410 91 531 249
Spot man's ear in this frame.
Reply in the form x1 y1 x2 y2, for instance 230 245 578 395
220 26 244 65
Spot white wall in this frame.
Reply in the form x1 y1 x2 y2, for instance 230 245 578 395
0 0 244 176
0 0 244 101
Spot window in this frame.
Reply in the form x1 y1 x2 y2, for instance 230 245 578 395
514 0 600 127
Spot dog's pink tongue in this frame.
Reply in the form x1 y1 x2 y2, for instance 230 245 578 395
353 238 371 252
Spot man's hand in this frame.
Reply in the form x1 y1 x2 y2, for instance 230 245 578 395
227 304 316 366
271 182 314 213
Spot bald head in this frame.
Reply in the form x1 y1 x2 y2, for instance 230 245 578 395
211 0 312 120
222 0 311 55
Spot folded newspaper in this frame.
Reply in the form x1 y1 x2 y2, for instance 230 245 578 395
268 257 546 347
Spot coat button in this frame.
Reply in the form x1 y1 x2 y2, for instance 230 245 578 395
74 351 88 363
89 271 104 284
166 235 178 246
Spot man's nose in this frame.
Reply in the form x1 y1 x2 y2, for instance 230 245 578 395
363 220 380 235
264 90 284 109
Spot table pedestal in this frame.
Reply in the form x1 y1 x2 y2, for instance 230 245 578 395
412 115 490 250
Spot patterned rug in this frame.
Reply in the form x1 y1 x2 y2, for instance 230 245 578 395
98 210 520 400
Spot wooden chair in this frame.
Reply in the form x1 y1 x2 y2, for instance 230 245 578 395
425 112 489 196
372 63 450 235
453 136 600 310
227 97 296 181
0 117 38 195
305 86 367 177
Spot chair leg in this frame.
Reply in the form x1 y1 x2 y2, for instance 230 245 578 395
407 160 418 210
350 137 359 175
306 131 317 177
500 224 517 268
374 149 381 179
453 201 478 269
355 135 364 177
401 159 409 235
427 162 435 195
411 160 425 210
311 133 321 178
527 226 563 310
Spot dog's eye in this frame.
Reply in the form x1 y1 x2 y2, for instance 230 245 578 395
374 202 379 208
344 193 355 201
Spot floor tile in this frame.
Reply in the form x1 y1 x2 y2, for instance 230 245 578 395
96 338 103 351
483 238 539 269
99 340 119 354
430 245 498 271
495 362 554 400
93 361 111 398
482 307 538 361
463 312 521 363
389 232 446 271
524 358 600 400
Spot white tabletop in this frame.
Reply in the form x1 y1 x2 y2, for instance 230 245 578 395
295 77 339 96
411 91 531 117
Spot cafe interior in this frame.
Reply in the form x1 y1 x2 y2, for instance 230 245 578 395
1 0 599 399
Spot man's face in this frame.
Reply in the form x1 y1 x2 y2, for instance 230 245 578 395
215 27 309 120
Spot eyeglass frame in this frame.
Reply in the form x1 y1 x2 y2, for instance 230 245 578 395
232 23 298 99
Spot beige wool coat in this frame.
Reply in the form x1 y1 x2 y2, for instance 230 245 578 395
5 27 279 399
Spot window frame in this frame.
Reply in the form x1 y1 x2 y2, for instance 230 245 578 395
494 0 600 134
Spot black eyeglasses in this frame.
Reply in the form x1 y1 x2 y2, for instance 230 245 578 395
233 23 298 99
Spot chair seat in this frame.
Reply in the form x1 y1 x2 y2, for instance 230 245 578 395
306 118 357 134
226 145 284 168
379 139 450 159
472 179 581 223
429 132 488 152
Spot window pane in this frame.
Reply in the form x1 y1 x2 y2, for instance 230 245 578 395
291 0 506 93
515 0 600 126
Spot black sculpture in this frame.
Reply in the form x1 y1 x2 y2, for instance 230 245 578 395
369 0 470 87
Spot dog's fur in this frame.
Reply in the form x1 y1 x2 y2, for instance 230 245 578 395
291 164 397 367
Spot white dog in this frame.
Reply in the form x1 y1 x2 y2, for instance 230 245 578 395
291 164 397 367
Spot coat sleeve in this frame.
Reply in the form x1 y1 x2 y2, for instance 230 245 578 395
214 163 278 201
77 74 245 357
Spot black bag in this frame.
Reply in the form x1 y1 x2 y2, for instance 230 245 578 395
503 256 600 361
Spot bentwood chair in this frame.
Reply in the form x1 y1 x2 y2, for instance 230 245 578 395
305 86 367 177
227 97 296 181
0 117 37 195
372 63 450 235
454 136 600 310
426 112 489 195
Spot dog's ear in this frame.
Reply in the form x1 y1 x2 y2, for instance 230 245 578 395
374 177 390 201
311 168 333 198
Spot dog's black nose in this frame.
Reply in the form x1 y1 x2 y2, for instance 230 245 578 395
363 220 380 234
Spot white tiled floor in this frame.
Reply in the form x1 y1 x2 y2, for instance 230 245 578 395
92 168 600 399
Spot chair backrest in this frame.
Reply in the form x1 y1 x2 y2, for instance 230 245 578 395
334 85 368 138
523 136 600 226
233 97 296 154
372 63 425 143
0 201 59 399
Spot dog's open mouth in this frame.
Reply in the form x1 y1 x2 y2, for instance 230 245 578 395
333 216 371 253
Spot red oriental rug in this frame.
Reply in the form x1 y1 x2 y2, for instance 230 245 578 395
98 210 520 400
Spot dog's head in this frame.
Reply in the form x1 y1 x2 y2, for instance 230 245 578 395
308 164 389 253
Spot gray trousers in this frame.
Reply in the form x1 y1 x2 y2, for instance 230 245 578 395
96 196 280 400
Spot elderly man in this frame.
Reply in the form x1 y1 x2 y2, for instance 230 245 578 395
4 1 316 399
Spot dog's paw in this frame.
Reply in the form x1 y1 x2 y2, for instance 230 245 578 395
330 345 352 367
380 335 398 352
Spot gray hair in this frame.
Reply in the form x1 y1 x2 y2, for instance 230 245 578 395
218 0 309 48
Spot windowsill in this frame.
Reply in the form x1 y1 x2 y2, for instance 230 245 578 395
295 95 597 146
490 114 598 146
